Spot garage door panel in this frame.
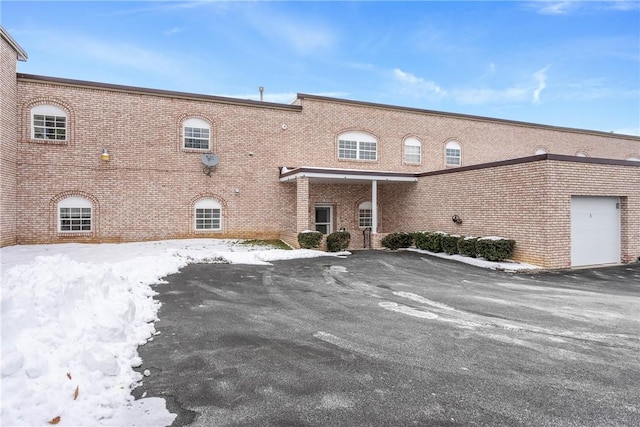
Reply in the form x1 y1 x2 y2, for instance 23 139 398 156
571 197 620 267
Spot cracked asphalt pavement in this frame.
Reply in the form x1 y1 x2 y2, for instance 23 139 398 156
133 251 640 426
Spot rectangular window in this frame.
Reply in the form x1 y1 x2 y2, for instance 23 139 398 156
33 114 66 140
405 145 421 163
338 139 377 160
184 127 210 149
315 206 333 234
446 148 461 166
59 207 91 231
195 208 221 230
338 140 358 159
359 209 372 228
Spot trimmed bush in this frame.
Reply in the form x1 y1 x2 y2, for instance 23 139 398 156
381 232 414 250
457 237 478 258
441 234 461 255
297 231 322 249
326 231 351 252
476 237 515 262
414 231 444 252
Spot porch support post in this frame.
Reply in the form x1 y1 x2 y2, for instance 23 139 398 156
371 180 378 234
296 176 310 232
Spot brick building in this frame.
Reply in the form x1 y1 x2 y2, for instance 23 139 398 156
2 28 639 268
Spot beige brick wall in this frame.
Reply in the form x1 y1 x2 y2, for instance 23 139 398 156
381 158 639 268
1 36 19 246
4 69 639 269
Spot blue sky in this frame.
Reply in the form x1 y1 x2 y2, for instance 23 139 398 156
3 1 639 135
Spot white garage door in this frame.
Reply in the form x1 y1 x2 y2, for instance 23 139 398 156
571 196 620 267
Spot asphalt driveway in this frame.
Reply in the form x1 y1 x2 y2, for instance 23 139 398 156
134 251 640 426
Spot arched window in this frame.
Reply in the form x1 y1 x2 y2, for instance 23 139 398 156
337 131 377 161
358 201 372 228
445 141 461 166
32 105 67 141
183 118 211 150
576 151 588 157
534 147 548 155
58 197 92 232
404 138 421 164
194 199 222 230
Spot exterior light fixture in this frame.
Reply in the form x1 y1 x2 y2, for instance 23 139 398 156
101 148 110 161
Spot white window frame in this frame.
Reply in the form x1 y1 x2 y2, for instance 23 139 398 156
58 197 92 232
32 105 67 141
445 141 461 166
194 199 222 230
183 118 211 150
358 201 372 228
338 132 377 161
404 138 422 164
315 205 333 234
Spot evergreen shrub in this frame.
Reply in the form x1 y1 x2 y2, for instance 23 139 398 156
297 231 322 249
381 232 414 250
476 237 515 262
326 231 351 252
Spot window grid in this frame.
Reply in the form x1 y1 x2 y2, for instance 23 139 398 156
359 209 372 228
184 127 210 149
338 139 377 160
405 145 421 163
446 148 461 166
195 208 221 230
59 207 91 231
33 114 66 140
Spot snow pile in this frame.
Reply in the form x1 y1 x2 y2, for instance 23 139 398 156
1 239 345 426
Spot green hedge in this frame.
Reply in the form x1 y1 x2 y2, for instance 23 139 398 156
457 237 478 258
326 231 351 252
414 231 444 252
297 231 322 249
441 234 461 255
476 238 515 262
381 232 414 250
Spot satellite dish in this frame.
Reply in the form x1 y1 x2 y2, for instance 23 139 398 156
201 154 219 167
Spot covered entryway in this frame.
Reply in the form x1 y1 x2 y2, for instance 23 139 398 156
279 167 418 248
571 196 621 267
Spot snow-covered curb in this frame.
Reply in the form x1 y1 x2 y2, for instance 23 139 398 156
405 248 541 272
0 239 349 426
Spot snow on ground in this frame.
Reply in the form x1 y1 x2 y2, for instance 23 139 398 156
0 239 348 427
406 248 541 272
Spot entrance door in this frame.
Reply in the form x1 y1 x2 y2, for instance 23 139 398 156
571 196 620 267
315 206 333 234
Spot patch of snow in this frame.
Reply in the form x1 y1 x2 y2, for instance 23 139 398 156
405 248 540 272
0 239 348 426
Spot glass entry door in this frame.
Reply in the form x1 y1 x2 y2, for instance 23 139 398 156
315 206 333 234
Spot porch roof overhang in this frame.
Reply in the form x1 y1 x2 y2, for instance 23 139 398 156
279 166 419 184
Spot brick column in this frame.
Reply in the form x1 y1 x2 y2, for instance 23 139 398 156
296 176 310 232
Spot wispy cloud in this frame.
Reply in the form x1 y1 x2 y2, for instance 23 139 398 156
392 66 556 106
164 27 183 37
393 69 444 98
534 1 575 15
532 65 551 104
243 7 337 56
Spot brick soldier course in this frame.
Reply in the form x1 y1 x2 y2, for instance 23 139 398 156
2 28 639 269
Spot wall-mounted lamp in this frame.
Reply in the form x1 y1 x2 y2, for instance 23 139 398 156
101 148 110 161
233 189 240 195
452 214 463 225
